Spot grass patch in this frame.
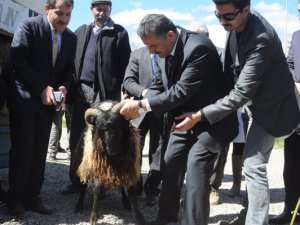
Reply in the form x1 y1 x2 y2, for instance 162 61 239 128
274 138 284 150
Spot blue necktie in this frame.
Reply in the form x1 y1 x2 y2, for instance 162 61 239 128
151 54 156 74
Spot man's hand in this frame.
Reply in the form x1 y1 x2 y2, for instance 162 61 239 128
56 86 67 110
120 99 140 120
41 86 55 106
173 111 202 131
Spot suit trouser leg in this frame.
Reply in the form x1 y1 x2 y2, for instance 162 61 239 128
143 114 165 193
182 132 220 225
48 109 64 155
283 132 300 209
7 107 53 204
210 144 229 190
158 130 193 220
69 98 89 186
243 117 274 225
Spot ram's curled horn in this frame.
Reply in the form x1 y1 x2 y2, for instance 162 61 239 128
111 101 125 113
84 108 101 131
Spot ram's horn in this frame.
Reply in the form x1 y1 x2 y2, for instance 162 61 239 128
111 101 125 113
84 108 101 131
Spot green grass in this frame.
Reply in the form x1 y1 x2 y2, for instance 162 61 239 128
274 138 284 150
62 118 67 128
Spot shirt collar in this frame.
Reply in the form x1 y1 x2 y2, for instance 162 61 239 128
169 28 181 57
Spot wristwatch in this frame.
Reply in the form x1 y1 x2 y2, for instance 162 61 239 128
138 100 145 114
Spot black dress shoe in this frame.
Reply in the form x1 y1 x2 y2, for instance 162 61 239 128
8 204 25 219
269 207 300 224
147 217 177 225
24 201 53 215
146 193 158 206
60 184 84 195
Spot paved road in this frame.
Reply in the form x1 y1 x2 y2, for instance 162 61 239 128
0 128 296 225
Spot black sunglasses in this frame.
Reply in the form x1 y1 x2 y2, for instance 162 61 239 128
214 10 240 21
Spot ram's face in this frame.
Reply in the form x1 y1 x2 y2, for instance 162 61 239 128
95 111 125 157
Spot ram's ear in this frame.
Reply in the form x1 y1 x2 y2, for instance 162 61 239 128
84 108 100 131
111 101 125 113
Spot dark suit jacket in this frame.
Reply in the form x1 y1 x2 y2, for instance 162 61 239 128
287 30 300 133
8 15 76 112
73 18 131 101
287 30 300 82
203 11 300 137
147 27 238 146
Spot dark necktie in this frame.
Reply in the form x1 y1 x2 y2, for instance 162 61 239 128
52 31 59 66
166 55 174 89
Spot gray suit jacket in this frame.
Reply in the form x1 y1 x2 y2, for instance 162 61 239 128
123 46 155 126
203 11 300 137
123 46 154 98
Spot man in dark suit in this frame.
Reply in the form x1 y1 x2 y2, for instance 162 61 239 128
175 0 300 224
120 14 238 225
269 2 300 223
61 0 131 195
6 0 76 219
123 46 167 206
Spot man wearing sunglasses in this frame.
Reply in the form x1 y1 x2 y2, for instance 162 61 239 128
174 0 300 225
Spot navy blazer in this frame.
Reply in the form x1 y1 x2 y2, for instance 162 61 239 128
8 15 76 112
146 27 238 146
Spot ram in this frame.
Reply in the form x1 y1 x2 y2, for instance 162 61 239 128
75 101 145 225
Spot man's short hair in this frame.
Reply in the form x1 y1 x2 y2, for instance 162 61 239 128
190 22 209 37
137 14 177 39
47 0 74 9
213 0 250 10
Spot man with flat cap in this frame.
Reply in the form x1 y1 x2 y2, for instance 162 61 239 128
61 0 131 194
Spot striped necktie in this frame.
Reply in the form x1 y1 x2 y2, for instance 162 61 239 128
52 31 59 66
166 55 174 89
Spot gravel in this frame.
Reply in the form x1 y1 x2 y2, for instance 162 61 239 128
0 128 297 225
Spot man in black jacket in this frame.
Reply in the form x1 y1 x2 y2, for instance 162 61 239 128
61 0 131 194
121 14 238 225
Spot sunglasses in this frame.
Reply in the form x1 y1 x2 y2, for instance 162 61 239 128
214 10 240 21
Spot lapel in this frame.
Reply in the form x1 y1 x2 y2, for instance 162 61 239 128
42 15 53 64
172 37 184 82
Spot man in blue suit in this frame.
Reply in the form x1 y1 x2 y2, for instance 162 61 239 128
6 0 76 219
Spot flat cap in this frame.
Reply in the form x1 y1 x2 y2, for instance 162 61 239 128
91 0 112 6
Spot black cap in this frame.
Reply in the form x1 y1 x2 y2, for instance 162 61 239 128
91 0 112 6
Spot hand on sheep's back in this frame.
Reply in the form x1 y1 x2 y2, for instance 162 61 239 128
120 99 140 120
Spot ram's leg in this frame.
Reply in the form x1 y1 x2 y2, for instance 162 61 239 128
75 184 87 213
128 186 146 225
90 183 101 225
121 187 131 211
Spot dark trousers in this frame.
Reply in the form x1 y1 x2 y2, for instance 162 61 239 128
139 113 166 194
283 132 300 209
158 130 220 225
69 84 101 186
7 107 53 205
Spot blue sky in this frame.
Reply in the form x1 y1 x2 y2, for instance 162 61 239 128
68 0 300 52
